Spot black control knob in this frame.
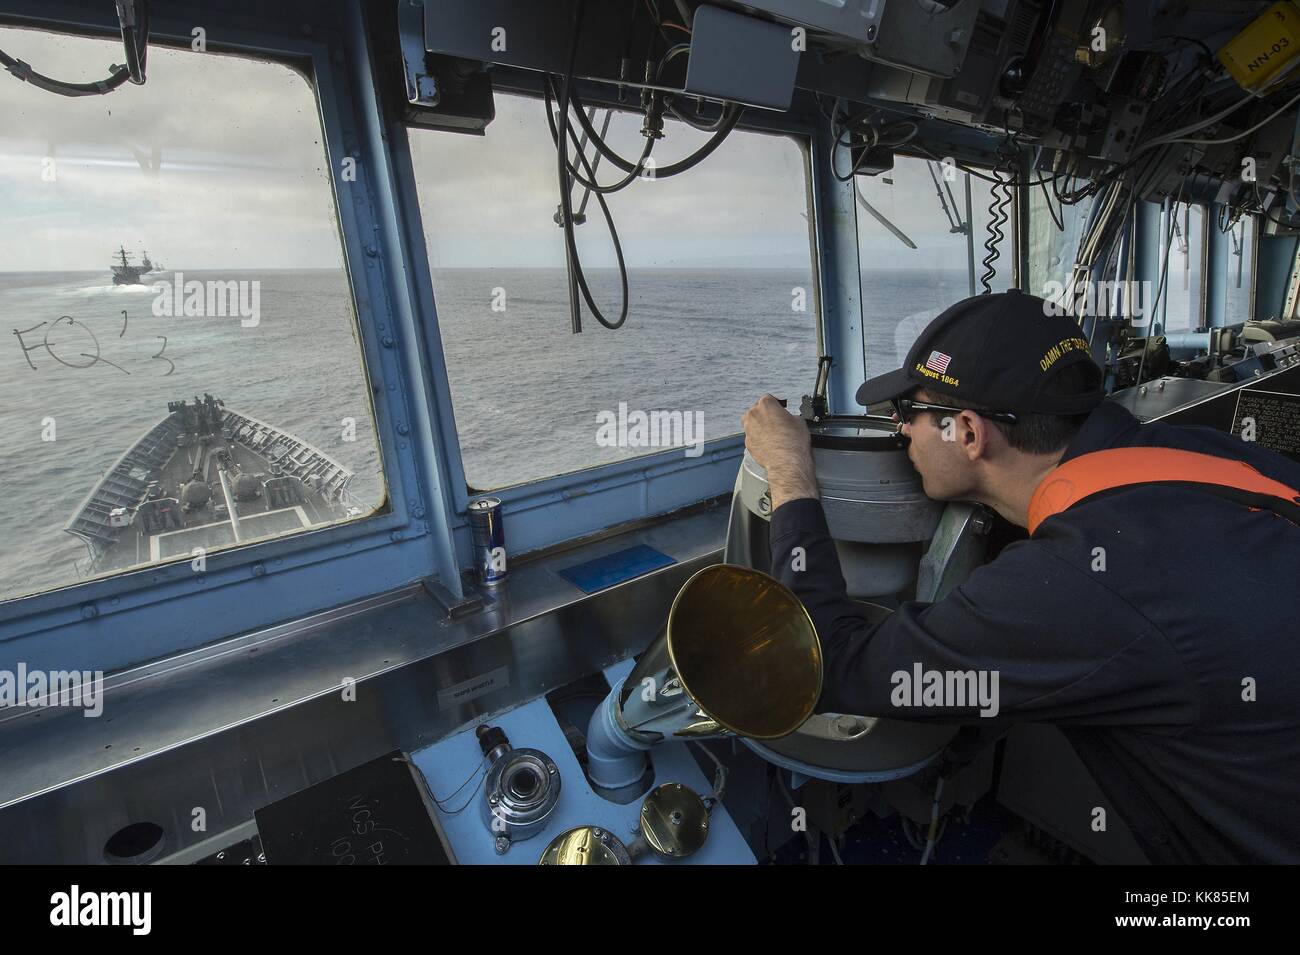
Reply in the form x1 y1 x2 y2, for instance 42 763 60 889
476 724 510 756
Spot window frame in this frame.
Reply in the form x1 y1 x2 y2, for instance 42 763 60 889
0 2 459 668
1208 209 1258 326
397 71 833 557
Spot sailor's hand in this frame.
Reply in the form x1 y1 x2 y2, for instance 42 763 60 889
741 395 819 509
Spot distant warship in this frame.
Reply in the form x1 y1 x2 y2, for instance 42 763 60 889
110 246 160 286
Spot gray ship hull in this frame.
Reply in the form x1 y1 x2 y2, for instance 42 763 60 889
66 402 356 578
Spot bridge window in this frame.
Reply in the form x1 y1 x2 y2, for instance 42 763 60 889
856 156 1015 383
410 91 818 491
1027 176 1097 310
0 26 386 603
1222 214 1256 323
1162 201 1206 332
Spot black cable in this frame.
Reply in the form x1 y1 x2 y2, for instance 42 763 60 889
544 80 654 194
568 80 743 178
825 97 919 182
833 134 872 181
822 97 1065 191
0 47 130 96
553 2 629 331
571 127 653 193
813 92 838 124
429 756 490 815
579 38 743 171
830 99 878 142
916 42 1282 216
1039 176 1065 231
1056 132 1178 206
1261 200 1296 228
834 121 919 181
546 2 743 330
653 42 738 133
979 119 1020 293
1045 42 1272 333
0 0 148 97
1048 69 1254 207
664 96 730 131
980 175 1010 293
909 143 1065 188
1259 177 1298 227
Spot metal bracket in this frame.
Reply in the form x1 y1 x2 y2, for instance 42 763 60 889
399 0 439 108
421 575 483 618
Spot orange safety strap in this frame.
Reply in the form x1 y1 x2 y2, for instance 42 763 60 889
1028 447 1300 536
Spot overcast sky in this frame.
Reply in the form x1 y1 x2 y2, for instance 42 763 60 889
0 25 988 273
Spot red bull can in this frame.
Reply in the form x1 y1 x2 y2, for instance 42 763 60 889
468 497 507 586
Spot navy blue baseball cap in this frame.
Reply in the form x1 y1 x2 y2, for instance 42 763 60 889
856 290 1106 415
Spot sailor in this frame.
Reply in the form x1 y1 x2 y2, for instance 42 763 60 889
742 290 1300 864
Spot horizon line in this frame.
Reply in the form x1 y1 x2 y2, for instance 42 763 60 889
0 264 970 275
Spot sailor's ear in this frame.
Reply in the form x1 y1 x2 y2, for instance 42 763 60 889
959 410 991 459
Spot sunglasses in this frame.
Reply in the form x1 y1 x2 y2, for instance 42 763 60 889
890 397 1019 426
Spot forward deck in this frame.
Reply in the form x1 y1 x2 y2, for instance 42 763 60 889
65 400 356 577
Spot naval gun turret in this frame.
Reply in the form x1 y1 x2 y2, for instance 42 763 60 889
180 470 212 511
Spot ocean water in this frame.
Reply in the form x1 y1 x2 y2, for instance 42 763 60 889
0 269 382 601
0 266 973 602
431 266 975 489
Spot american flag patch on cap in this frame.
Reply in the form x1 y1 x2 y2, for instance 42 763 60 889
924 350 952 374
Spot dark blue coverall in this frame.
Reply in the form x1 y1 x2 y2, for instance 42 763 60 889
770 400 1300 864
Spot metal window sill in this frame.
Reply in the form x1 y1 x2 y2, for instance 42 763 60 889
0 503 729 812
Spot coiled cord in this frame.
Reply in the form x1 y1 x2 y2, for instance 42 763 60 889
980 119 1021 293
